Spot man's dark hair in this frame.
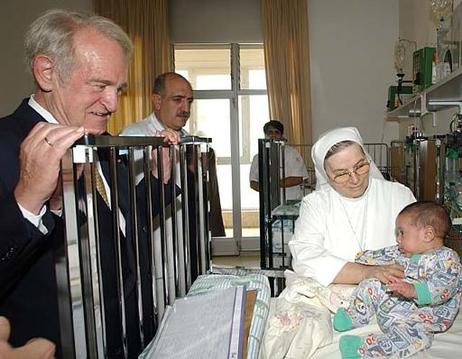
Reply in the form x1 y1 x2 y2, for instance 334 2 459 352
399 201 451 238
263 120 284 135
153 72 189 96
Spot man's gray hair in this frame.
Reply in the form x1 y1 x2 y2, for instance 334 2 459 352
25 9 133 81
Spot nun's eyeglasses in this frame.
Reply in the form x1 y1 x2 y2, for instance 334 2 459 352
330 160 370 184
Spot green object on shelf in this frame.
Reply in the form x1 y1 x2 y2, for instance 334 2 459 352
446 147 459 159
413 47 435 93
405 142 415 152
387 85 413 111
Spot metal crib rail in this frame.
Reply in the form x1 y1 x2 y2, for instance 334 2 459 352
56 134 212 358
363 142 390 179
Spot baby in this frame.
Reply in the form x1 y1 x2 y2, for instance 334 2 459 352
333 201 462 358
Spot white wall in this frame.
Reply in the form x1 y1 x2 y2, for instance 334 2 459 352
0 0 91 117
309 0 399 144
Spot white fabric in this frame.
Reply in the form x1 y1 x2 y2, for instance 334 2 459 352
28 95 58 124
260 271 355 359
289 177 416 286
121 112 159 136
121 112 188 137
249 144 309 200
311 127 383 190
18 204 48 234
261 297 332 359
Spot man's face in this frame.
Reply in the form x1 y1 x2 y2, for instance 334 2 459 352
46 28 128 134
153 76 193 131
265 127 283 140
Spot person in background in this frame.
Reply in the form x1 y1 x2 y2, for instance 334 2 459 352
289 127 416 286
121 72 225 282
249 120 309 201
334 201 461 358
0 9 177 358
122 72 193 136
122 72 225 237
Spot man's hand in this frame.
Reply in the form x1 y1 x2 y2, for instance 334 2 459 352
151 129 180 184
364 263 405 284
386 277 417 299
157 129 180 146
0 316 55 359
13 122 85 214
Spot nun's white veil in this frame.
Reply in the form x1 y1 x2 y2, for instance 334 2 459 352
312 127 384 190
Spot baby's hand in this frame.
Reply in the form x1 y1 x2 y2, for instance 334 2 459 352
387 279 416 299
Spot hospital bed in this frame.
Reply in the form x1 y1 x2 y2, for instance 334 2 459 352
54 135 461 358
56 134 212 358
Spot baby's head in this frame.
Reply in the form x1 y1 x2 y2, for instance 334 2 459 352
395 201 450 256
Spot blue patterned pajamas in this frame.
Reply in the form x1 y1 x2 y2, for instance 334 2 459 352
336 245 462 358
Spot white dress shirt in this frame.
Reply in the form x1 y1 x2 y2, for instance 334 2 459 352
249 144 309 200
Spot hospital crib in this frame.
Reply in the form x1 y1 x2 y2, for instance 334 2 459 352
386 127 462 255
56 134 211 358
258 140 391 276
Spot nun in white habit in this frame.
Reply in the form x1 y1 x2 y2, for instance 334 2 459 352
289 127 416 286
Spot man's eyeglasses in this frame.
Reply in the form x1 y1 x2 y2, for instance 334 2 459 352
330 161 370 184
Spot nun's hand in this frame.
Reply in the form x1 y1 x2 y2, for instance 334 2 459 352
365 263 404 284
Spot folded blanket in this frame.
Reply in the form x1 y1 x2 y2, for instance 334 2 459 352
260 271 355 359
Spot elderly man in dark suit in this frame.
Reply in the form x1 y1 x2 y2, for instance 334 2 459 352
0 9 178 358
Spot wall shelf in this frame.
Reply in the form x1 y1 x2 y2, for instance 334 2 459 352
386 66 462 119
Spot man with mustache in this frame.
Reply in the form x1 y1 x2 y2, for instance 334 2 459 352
122 72 226 281
122 72 194 137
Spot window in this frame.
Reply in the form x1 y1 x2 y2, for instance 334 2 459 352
174 44 270 241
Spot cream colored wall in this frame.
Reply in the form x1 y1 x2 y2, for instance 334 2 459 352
169 0 262 43
308 0 400 144
0 0 91 117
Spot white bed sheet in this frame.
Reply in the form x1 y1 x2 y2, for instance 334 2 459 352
261 273 462 359
312 306 462 358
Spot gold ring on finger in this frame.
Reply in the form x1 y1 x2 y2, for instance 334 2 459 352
44 137 54 147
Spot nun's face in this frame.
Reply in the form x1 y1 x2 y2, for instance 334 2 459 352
324 143 370 198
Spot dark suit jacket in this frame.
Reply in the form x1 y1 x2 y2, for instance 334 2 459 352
0 99 172 358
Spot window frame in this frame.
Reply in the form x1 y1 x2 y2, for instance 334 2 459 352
173 43 267 165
